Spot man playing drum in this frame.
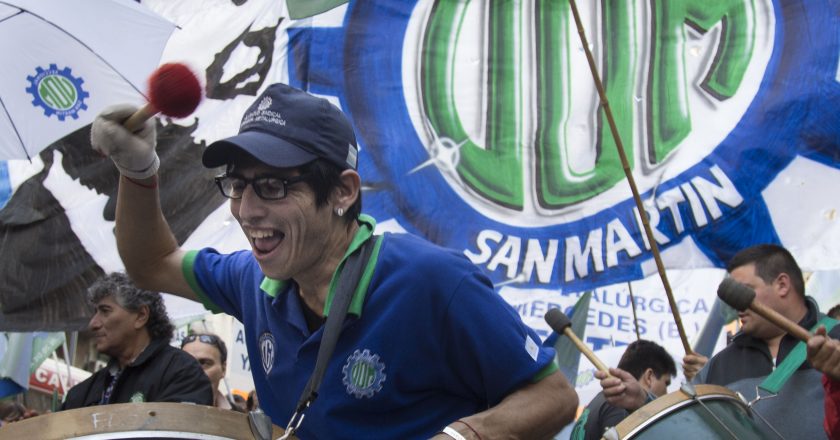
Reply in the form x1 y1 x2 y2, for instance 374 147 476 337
572 340 676 440
683 244 840 439
89 83 578 439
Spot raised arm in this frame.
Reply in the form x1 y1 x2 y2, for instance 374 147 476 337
91 105 194 300
432 370 578 440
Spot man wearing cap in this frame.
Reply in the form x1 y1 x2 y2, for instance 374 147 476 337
90 83 577 439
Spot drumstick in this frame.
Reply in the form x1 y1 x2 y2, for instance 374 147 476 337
545 308 612 376
717 278 812 342
124 62 203 132
565 0 693 355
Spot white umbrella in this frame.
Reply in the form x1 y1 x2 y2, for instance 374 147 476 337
0 0 176 160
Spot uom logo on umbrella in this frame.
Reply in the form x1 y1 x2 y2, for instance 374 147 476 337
26 63 89 121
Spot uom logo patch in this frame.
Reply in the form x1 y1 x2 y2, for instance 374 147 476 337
26 64 89 121
341 349 386 399
259 332 275 375
285 0 840 291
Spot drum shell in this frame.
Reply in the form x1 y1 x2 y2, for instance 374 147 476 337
606 384 775 439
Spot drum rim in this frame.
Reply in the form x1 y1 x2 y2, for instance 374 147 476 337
0 402 290 440
612 384 750 439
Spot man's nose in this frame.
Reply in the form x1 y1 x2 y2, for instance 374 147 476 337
236 184 267 219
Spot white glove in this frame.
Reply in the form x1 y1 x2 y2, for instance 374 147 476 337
90 104 159 179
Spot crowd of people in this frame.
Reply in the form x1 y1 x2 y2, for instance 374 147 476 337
586 244 840 439
1 83 839 439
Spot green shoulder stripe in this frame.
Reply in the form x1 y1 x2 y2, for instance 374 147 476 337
182 250 224 314
531 359 560 383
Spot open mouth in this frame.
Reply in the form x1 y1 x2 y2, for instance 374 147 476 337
249 228 285 255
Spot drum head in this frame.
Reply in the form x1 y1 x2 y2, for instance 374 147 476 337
0 402 292 440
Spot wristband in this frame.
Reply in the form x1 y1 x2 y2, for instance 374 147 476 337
440 426 467 440
124 175 158 189
454 420 481 440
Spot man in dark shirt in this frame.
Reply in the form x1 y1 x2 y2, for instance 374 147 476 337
62 273 212 409
685 244 840 439
572 340 675 440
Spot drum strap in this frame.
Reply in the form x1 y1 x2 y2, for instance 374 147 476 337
280 235 378 439
759 316 838 394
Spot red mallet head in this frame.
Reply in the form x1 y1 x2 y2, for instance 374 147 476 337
147 62 202 118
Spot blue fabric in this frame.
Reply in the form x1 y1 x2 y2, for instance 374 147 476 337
0 161 10 210
188 221 555 439
0 378 24 399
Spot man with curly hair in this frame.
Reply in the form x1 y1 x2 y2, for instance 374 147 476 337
62 272 213 409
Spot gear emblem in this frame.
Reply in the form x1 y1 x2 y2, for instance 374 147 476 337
26 64 89 121
341 349 386 399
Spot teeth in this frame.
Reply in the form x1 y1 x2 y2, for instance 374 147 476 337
249 230 275 239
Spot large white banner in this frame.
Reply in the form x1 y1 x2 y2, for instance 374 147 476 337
1 0 839 413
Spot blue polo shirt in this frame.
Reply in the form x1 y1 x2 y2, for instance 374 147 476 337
184 215 558 439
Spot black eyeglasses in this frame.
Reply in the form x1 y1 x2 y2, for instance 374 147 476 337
214 174 308 200
181 334 227 363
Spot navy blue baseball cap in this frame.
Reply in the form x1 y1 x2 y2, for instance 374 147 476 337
203 83 358 170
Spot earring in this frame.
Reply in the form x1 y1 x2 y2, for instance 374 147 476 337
335 207 345 217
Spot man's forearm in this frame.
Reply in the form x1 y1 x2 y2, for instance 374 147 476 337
433 370 578 440
115 175 191 296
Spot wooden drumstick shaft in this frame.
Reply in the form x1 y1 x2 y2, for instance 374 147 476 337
545 308 612 376
751 300 812 342
123 103 158 133
563 327 612 374
717 278 812 342
566 0 692 356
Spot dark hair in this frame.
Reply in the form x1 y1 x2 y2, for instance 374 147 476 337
0 401 25 422
181 333 228 364
726 244 805 297
299 159 361 225
828 304 840 320
617 340 676 380
87 272 175 341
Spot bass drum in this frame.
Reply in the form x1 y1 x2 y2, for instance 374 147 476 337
0 402 293 440
604 384 779 439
